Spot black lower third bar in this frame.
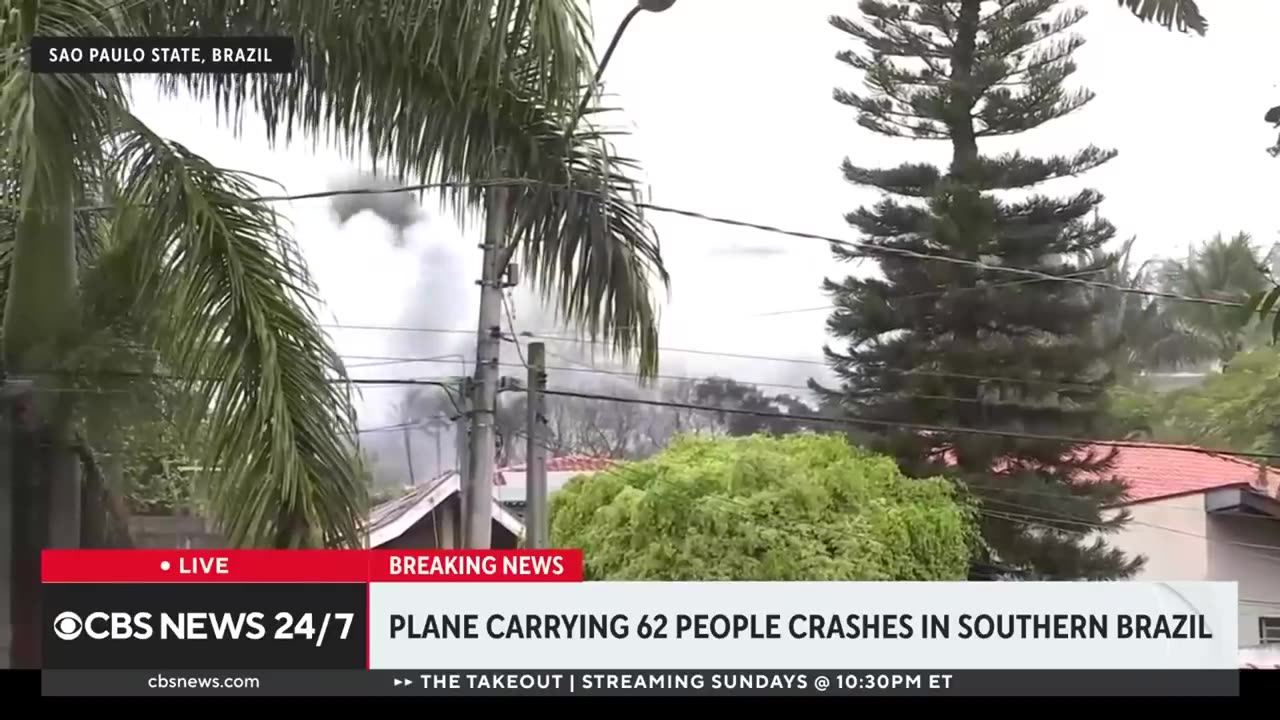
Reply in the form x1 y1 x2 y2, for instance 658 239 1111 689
41 669 1240 697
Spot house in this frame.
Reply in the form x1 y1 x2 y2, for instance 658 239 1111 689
363 455 615 548
1086 443 1280 649
945 441 1280 649
364 470 524 549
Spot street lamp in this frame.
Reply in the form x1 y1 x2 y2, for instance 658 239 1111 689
566 0 677 138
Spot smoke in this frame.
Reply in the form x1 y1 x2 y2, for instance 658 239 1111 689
327 171 828 491
327 172 425 245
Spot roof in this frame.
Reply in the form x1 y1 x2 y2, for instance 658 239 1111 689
363 471 525 548
941 443 1280 506
1101 444 1279 504
494 454 615 485
493 454 617 505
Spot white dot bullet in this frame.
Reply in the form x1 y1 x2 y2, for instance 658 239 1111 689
160 561 171 571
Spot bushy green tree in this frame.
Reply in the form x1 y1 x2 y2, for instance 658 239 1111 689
1163 347 1280 453
818 0 1142 580
549 433 979 581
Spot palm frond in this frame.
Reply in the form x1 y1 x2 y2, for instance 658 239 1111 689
107 114 363 549
132 0 591 211
505 115 668 379
1117 0 1207 36
134 0 667 376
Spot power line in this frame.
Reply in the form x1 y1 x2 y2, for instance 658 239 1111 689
30 178 1268 314
754 268 1111 317
979 507 1280 566
320 332 1103 392
501 293 529 370
355 421 420 435
320 322 474 337
6 369 454 389
534 385 1280 462
516 331 1103 391
337 347 1104 396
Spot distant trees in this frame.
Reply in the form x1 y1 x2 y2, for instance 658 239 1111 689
1106 347 1280 454
818 1 1141 580
1094 233 1270 375
1153 232 1270 367
550 434 979 581
488 376 825 464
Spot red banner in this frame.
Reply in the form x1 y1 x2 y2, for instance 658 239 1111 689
41 549 584 583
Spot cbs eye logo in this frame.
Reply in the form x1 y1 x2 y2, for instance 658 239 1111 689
52 611 84 640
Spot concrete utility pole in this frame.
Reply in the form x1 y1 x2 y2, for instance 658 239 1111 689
401 425 416 486
462 0 676 549
448 391 470 550
464 181 508 549
525 342 548 549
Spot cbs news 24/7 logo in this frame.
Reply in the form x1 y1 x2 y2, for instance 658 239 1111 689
52 609 357 642
30 37 294 74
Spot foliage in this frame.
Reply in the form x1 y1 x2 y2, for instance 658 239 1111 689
1116 0 1206 35
1244 283 1280 343
690 377 826 437
482 374 826 464
2 0 663 549
233 0 673 376
1093 232 1268 373
1100 347 1280 454
1162 348 1280 454
1153 232 1269 365
1101 381 1167 439
549 433 979 581
817 0 1142 580
1090 237 1212 374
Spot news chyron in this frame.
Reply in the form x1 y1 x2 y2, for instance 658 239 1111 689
42 559 366 672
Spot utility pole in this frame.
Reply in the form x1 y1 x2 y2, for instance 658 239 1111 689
462 1 676 549
525 342 548 549
446 392 470 550
464 178 509 549
401 425 416 486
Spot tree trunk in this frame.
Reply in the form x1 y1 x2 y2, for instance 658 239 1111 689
2 170 84 668
948 0 982 173
946 0 986 458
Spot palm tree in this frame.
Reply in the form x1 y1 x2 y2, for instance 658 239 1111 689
2 0 667 561
1090 237 1215 375
1155 232 1269 367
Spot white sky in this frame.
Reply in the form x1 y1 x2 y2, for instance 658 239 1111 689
126 0 1280 453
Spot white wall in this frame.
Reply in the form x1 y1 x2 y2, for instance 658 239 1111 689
1104 494 1280 646
1206 509 1280 646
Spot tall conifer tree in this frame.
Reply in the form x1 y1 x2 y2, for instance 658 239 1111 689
818 0 1144 579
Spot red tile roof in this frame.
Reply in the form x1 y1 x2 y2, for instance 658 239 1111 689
941 443 1280 505
1101 444 1278 504
493 455 615 486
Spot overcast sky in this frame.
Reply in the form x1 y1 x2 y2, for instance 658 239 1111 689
125 0 1280 472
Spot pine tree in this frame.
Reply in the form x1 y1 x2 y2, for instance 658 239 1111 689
818 0 1144 580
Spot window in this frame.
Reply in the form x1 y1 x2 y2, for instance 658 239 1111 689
1261 617 1280 645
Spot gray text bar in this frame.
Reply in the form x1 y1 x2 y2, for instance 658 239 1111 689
42 669 1240 697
